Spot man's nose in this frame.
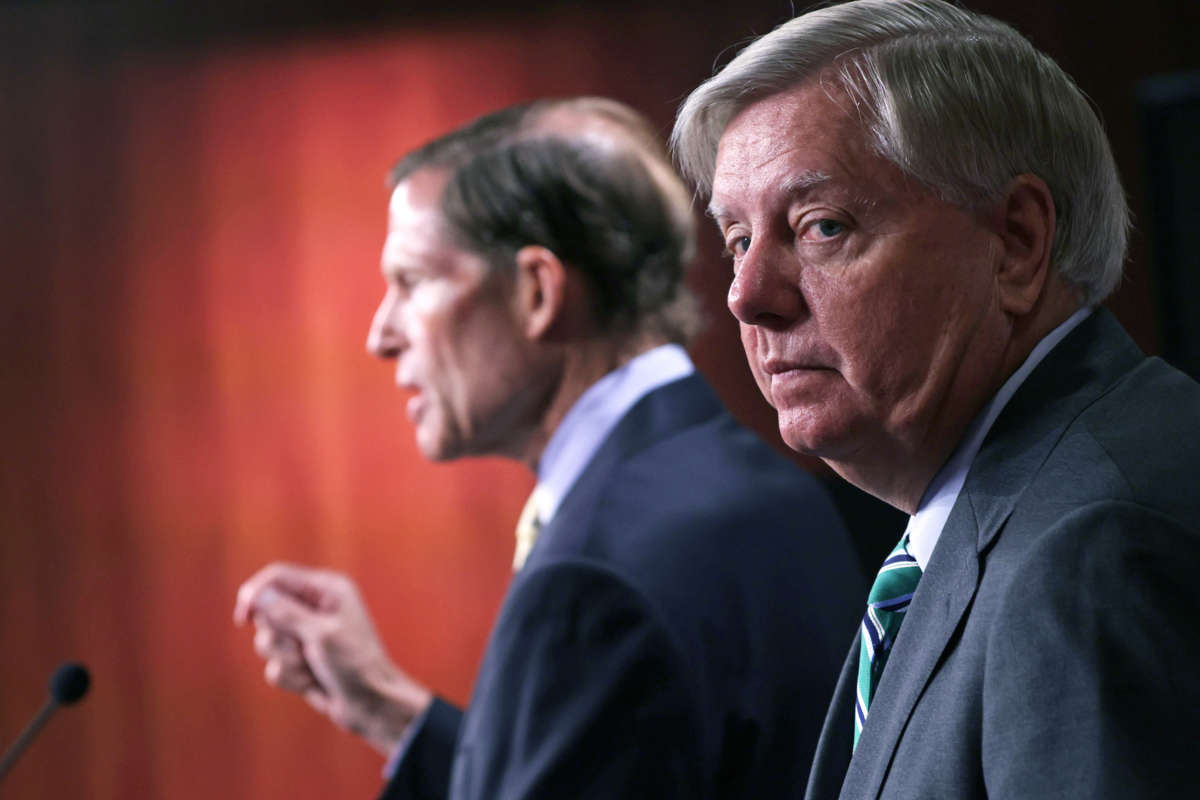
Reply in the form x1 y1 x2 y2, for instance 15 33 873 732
726 242 805 329
366 289 405 359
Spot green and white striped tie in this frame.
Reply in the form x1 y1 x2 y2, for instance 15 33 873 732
854 532 922 750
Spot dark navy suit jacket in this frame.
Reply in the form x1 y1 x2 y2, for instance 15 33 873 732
382 373 865 799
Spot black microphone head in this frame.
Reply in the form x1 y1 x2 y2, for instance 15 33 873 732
49 662 90 705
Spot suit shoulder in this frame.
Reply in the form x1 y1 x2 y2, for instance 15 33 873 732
1075 357 1200 507
591 414 854 577
528 405 865 666
617 412 840 524
1003 499 1200 586
998 355 1200 542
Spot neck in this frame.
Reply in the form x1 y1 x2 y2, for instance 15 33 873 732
511 331 666 471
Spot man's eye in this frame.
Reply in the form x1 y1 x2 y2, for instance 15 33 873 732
817 219 844 237
726 235 751 258
798 217 848 242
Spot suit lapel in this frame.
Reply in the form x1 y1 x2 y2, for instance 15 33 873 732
525 374 723 568
838 497 982 799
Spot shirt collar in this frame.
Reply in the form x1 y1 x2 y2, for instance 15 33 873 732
906 306 1094 569
534 344 694 524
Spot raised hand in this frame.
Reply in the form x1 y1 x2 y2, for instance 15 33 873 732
234 563 433 757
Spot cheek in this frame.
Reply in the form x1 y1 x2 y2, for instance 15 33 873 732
439 296 520 410
830 289 905 371
739 323 772 400
406 284 468 363
817 260 983 408
401 317 435 370
409 281 461 316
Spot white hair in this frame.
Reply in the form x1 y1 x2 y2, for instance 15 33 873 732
671 0 1129 305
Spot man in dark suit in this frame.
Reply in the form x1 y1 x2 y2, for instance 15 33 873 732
672 0 1200 797
234 97 866 798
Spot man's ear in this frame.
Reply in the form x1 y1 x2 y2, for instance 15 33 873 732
514 244 567 340
994 173 1056 317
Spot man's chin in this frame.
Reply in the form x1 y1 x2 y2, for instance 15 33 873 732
414 425 459 463
777 415 857 461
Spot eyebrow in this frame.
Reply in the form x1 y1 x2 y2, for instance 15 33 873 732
707 169 833 221
380 248 417 277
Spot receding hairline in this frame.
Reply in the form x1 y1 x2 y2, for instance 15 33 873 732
390 96 672 187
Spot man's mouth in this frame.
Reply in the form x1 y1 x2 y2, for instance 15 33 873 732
761 357 831 375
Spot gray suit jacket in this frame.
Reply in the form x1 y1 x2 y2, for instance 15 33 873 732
807 309 1200 799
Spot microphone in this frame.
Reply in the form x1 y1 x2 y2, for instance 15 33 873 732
0 662 91 782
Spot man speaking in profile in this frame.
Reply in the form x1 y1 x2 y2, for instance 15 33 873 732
673 1 1200 797
235 97 864 799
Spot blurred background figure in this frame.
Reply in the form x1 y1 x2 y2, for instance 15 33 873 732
236 96 864 798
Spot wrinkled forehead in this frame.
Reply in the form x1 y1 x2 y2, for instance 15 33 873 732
717 79 862 157
711 81 896 199
711 88 952 238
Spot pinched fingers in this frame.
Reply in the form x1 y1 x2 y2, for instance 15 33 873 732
265 656 320 694
255 625 321 694
234 562 342 626
254 624 299 661
234 565 291 625
250 585 321 640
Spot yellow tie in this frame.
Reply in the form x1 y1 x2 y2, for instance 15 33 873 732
513 486 550 572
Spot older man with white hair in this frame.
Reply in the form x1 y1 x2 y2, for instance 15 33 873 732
673 1 1200 797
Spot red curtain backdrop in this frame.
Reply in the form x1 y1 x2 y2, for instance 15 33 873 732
0 2 1192 798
